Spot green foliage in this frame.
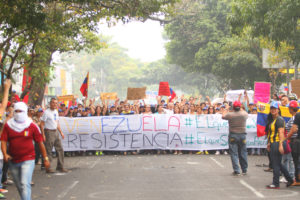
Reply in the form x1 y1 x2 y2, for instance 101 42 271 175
165 0 271 89
229 0 300 65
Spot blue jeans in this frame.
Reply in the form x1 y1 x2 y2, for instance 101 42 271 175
9 160 35 200
228 133 248 173
270 142 293 187
282 153 295 179
0 159 3 189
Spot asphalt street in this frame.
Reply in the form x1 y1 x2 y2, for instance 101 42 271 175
4 154 300 200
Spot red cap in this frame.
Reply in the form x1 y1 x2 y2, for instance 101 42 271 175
289 100 298 108
233 101 242 108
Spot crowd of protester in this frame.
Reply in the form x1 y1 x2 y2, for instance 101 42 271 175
0 85 300 199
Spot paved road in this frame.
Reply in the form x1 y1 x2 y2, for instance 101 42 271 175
4 154 300 200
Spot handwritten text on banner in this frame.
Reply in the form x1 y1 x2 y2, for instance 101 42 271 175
59 114 266 151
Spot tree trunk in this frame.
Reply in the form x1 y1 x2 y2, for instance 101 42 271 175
295 62 299 80
27 51 54 106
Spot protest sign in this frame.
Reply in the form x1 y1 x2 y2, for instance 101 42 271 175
226 90 254 103
254 82 271 104
127 87 146 100
158 82 171 96
57 95 75 102
60 114 266 151
100 92 118 100
291 79 300 98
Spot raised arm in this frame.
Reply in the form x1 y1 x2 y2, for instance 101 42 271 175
0 79 12 116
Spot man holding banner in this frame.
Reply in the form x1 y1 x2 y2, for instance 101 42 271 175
222 101 249 176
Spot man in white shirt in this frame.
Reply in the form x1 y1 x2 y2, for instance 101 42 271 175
41 98 67 173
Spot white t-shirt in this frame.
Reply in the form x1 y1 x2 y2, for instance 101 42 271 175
41 108 59 130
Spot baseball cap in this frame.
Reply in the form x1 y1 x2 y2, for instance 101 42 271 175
216 107 220 111
70 106 74 110
233 101 242 108
249 103 254 105
38 108 43 112
252 107 257 110
202 106 208 110
289 100 298 108
58 109 63 112
270 101 280 109
220 105 225 108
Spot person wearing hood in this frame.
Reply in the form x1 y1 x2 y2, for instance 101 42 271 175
0 102 50 200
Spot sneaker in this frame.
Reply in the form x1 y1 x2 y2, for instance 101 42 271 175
224 151 228 155
242 172 247 176
232 172 241 176
205 151 209 155
280 177 288 183
196 151 203 155
215 151 220 155
266 184 280 189
2 180 13 186
0 193 6 199
0 189 8 194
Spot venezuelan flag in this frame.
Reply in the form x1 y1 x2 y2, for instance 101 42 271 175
80 72 89 97
257 102 270 137
279 106 292 123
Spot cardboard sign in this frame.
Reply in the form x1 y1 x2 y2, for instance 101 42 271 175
291 79 300 98
127 87 146 100
100 92 118 100
57 95 75 102
254 82 271 104
158 82 170 96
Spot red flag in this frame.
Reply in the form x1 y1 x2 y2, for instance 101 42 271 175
22 66 32 91
23 94 29 104
158 82 170 96
80 72 89 97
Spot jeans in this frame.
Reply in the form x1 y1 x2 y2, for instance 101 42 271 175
282 153 294 179
9 160 35 200
228 133 248 173
270 142 293 187
0 159 3 189
291 138 300 182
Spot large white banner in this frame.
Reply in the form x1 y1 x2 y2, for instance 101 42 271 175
59 114 267 151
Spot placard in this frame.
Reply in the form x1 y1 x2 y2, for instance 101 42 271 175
127 87 146 100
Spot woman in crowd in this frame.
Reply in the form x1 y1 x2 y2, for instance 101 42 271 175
174 106 181 114
66 106 74 118
265 101 294 189
144 105 153 114
190 104 196 115
208 106 215 114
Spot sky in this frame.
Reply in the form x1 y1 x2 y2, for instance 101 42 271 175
99 20 167 62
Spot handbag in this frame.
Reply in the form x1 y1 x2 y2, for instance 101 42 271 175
283 140 292 154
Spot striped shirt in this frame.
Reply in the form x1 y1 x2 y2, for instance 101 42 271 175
286 116 297 139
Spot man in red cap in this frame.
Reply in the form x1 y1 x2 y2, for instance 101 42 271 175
287 100 300 186
222 101 249 176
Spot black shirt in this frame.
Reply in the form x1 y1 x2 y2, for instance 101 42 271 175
292 112 300 139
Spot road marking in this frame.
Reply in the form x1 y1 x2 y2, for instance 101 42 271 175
187 162 199 165
240 180 264 199
57 181 79 199
209 157 224 168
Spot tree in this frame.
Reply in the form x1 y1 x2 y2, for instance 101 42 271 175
165 0 271 90
0 0 178 104
229 0 300 79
